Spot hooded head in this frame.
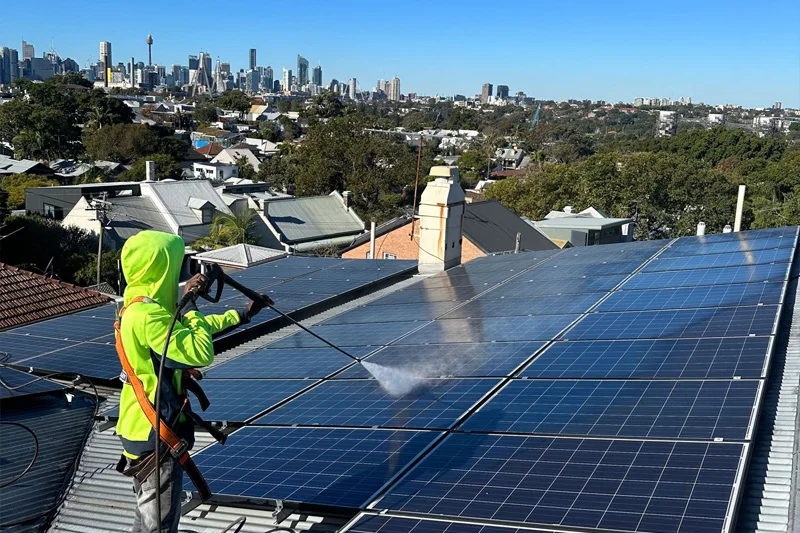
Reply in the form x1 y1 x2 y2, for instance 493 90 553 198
121 231 185 312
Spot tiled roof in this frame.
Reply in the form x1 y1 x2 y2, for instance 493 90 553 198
195 143 224 156
0 263 111 330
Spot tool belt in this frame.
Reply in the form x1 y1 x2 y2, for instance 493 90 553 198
114 296 225 500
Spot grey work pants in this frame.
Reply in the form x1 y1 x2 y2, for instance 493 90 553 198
131 454 184 533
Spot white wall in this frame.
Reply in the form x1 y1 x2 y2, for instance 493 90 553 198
62 197 101 235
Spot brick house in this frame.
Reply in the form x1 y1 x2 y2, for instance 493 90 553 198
342 200 558 261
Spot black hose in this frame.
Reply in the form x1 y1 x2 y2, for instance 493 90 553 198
0 422 39 489
154 291 197 531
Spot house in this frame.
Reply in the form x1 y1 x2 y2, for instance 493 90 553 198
214 179 292 212
50 159 127 180
49 180 235 247
0 154 56 177
193 161 239 182
25 181 142 220
193 243 286 270
494 147 526 169
190 128 244 149
245 104 271 122
193 142 225 158
242 137 281 158
258 191 366 253
211 146 261 171
532 205 635 246
342 200 558 260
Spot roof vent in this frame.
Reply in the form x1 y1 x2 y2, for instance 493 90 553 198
342 191 353 209
563 205 573 214
145 160 156 182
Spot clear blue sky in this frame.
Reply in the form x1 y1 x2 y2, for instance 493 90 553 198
5 0 799 108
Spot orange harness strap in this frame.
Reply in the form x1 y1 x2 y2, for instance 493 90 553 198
114 296 212 500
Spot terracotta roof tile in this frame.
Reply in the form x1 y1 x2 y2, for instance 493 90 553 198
0 263 111 330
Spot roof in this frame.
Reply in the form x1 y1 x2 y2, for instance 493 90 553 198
211 146 261 170
490 169 527 178
533 215 633 230
343 216 413 251
106 195 173 240
462 200 559 253
193 243 286 268
0 263 110 330
144 179 232 228
0 155 54 176
264 194 365 245
195 142 224 156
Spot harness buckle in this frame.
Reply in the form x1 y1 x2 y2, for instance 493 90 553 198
119 369 130 384
170 439 190 458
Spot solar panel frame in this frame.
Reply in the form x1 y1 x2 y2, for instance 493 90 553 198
395 314 581 345
660 235 796 257
344 513 558 533
320 301 464 325
619 263 792 290
0 367 68 400
204 346 376 379
481 275 628 299
643 247 794 272
268 320 424 349
596 282 785 313
442 294 605 320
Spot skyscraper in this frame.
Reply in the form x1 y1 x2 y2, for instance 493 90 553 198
21 40 34 61
496 85 509 99
282 68 292 91
130 57 136 86
146 35 153 66
263 66 274 92
0 48 10 85
377 79 387 93
312 64 322 87
348 78 357 100
297 55 309 86
99 41 112 85
188 55 198 70
388 76 401 101
171 64 181 86
481 83 492 104
202 53 212 77
249 49 256 70
245 69 259 94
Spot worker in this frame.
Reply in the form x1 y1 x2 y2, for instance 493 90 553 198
114 231 271 533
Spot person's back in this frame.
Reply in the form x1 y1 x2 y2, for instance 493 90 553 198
114 230 267 533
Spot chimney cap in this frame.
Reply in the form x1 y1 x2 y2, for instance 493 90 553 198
429 166 460 182
563 205 573 214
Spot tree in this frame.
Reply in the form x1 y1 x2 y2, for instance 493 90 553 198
193 211 259 250
305 92 345 121
73 249 120 291
119 154 183 181
234 156 257 181
457 150 490 182
0 173 59 209
217 90 251 114
83 123 160 163
193 102 218 124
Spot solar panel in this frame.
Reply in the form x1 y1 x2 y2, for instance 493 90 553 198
13 341 120 380
204 347 376 379
620 263 791 290
346 514 553 533
520 260 646 279
337 342 545 379
397 315 579 345
6 315 113 342
373 286 492 306
71 304 118 320
321 302 463 325
660 235 795 257
442 293 604 319
461 379 760 440
482 275 626 299
0 367 67 399
643 247 794 271
268 321 422 349
675 226 797 245
564 305 779 340
596 282 785 312
377 434 746 533
411 273 518 291
191 426 439 508
254 378 499 429
520 338 772 379
0 333 78 363
186 379 315 423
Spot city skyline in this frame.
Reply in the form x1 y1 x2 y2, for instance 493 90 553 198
3 0 799 107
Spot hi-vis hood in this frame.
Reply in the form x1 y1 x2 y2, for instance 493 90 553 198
121 231 185 312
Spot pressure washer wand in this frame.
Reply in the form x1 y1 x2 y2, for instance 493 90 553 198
221 274 363 364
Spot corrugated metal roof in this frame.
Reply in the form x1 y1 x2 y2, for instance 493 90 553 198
106 195 173 241
0 154 54 175
736 261 800 533
145 180 232 228
463 200 558 253
534 215 632 229
0 264 110 330
265 195 364 244
1 394 95 533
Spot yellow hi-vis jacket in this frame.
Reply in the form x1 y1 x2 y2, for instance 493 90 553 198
116 231 241 459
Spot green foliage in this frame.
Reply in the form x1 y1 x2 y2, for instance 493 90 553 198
73 249 120 291
217 90 252 114
458 150 489 180
305 92 346 120
0 215 101 285
119 154 183 181
193 211 260 250
636 127 786 166
234 156 257 181
0 173 59 209
192 101 218 124
83 123 187 164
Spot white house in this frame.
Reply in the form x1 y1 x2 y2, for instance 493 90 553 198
193 161 239 182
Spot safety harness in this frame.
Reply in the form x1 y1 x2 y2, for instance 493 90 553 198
114 296 225 501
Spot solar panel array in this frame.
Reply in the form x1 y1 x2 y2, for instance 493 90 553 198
0 257 415 381
187 226 798 533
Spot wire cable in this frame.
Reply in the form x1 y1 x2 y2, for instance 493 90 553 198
0 422 40 489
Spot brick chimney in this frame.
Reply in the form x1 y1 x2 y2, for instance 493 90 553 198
418 166 466 273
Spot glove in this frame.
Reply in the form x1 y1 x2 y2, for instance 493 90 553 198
182 274 210 299
239 294 274 324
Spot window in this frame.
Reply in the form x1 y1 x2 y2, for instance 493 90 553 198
43 203 63 220
383 253 397 259
201 208 213 224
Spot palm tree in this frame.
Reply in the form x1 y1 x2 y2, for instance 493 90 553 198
86 105 112 130
193 210 259 250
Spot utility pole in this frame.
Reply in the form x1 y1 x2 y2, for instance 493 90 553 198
88 193 111 288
